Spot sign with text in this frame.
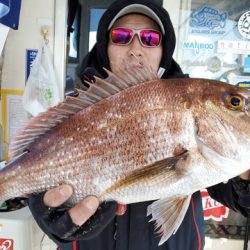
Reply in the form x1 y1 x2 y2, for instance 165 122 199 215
0 238 14 250
217 40 250 55
189 6 228 36
202 189 246 239
0 0 22 29
202 190 229 221
25 49 38 81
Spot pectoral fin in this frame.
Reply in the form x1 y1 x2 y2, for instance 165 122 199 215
147 195 191 245
103 151 189 196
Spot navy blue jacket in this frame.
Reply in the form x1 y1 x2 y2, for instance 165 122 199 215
55 192 204 250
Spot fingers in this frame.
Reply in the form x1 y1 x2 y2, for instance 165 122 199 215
116 204 127 216
70 201 117 240
29 188 117 241
239 170 250 180
43 185 99 225
43 184 73 207
69 196 99 225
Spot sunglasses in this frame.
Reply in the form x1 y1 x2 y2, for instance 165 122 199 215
110 27 162 47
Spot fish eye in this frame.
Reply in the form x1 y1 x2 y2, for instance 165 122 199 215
224 93 245 111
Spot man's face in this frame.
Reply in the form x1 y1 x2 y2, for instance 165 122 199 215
107 14 163 74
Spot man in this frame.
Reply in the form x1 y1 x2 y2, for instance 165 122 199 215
29 1 250 249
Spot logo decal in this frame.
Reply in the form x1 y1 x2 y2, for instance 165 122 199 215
182 40 214 54
201 189 229 221
189 6 227 36
190 6 227 30
238 11 250 40
0 239 14 250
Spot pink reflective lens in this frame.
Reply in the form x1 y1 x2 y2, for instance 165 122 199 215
111 28 133 45
110 28 161 47
139 29 161 47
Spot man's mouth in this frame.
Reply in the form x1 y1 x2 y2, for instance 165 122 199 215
132 63 144 68
128 60 144 68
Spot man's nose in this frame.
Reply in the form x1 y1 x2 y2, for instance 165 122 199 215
129 35 143 57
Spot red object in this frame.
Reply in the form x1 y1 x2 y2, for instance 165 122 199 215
73 241 77 250
191 198 202 250
0 239 14 250
116 204 127 216
201 189 229 221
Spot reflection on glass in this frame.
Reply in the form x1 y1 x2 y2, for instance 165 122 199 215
0 0 10 19
89 8 106 51
69 28 77 58
176 0 250 81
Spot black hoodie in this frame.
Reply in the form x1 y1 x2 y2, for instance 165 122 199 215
77 0 185 81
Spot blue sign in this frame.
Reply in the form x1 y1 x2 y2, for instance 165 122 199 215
189 6 228 36
26 49 38 82
0 0 22 29
182 40 214 54
243 56 250 74
190 6 227 29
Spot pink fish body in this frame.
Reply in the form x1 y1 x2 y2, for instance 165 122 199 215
1 66 250 244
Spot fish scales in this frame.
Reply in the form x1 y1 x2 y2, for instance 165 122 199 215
2 81 195 203
1 66 250 245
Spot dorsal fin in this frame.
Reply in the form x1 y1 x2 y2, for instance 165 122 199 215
9 64 159 158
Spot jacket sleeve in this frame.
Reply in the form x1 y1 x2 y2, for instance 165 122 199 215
207 177 250 217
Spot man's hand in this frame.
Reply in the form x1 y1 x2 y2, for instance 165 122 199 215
240 170 250 180
28 184 117 241
43 185 99 226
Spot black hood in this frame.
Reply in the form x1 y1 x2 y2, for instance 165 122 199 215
78 0 184 79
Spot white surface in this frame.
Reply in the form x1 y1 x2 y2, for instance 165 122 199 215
54 0 68 100
0 23 9 56
6 94 29 142
0 206 57 250
205 237 244 250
